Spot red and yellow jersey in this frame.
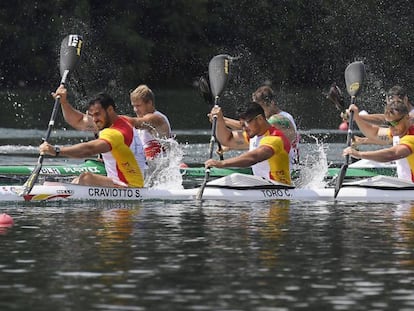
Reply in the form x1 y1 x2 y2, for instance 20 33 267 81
99 116 145 187
245 126 292 185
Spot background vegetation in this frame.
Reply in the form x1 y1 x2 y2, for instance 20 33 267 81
0 0 412 129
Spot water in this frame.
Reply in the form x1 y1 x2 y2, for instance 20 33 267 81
1 128 412 311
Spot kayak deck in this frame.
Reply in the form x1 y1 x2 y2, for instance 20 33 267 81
0 174 412 203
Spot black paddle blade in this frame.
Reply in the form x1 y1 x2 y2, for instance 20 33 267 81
208 54 232 98
326 82 345 111
334 163 348 198
198 75 214 106
344 61 366 97
60 34 83 82
20 156 44 196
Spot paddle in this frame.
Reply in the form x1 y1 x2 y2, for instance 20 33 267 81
196 54 232 200
334 61 366 198
198 74 224 160
198 75 214 106
20 34 83 196
326 82 345 111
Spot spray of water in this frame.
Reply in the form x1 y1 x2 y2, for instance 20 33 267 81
144 137 184 189
295 136 329 189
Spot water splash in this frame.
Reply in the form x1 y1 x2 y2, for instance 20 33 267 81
295 136 329 189
144 138 184 189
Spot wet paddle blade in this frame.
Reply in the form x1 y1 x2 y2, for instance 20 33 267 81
208 54 231 99
198 75 214 106
345 61 366 97
334 163 348 198
326 82 345 111
60 34 83 82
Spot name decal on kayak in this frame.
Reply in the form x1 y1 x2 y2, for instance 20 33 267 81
63 167 101 174
88 188 141 198
260 188 292 198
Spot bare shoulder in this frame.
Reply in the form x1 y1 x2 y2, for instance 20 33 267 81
267 114 292 129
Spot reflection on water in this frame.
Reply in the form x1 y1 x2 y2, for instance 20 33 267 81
1 128 414 310
1 201 414 310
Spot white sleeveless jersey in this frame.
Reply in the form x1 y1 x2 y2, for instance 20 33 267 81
137 111 172 159
393 136 411 181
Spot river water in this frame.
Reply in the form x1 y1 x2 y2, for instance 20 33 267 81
1 129 413 311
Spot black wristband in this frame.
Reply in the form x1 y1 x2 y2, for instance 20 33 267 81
54 146 60 157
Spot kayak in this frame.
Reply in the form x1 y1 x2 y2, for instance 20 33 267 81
0 173 412 203
0 159 397 181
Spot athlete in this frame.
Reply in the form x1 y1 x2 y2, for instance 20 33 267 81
343 99 414 182
40 92 146 187
205 101 292 185
128 84 172 160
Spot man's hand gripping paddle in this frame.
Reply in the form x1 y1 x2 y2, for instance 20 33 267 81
334 61 366 199
196 54 233 200
20 34 83 197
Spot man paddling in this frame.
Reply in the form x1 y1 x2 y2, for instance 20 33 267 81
205 101 292 185
221 85 300 166
39 93 146 187
54 84 172 161
252 85 300 165
343 99 414 182
128 84 172 160
345 85 414 146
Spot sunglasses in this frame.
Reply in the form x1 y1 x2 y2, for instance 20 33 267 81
384 115 406 127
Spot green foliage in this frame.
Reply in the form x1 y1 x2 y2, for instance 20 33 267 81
0 0 413 129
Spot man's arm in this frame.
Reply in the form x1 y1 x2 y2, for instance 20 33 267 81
40 139 110 158
343 144 411 162
53 85 97 132
267 114 296 143
348 105 383 140
223 116 242 130
358 113 385 125
352 135 391 146
125 114 171 138
205 145 273 168
211 108 248 150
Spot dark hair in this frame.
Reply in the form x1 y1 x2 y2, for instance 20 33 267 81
387 85 407 100
252 85 274 106
237 101 266 120
88 93 116 110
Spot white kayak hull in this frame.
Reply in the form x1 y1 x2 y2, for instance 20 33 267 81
0 174 414 203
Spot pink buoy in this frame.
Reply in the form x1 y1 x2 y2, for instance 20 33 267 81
0 213 14 227
339 121 348 131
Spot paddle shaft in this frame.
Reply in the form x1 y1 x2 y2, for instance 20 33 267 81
43 71 69 144
334 103 355 198
21 71 69 194
196 108 219 200
213 97 224 160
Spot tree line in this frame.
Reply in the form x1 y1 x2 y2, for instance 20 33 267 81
0 0 412 128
